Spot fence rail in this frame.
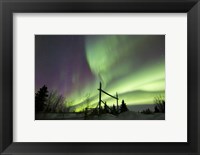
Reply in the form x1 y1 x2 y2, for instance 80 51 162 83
98 82 119 115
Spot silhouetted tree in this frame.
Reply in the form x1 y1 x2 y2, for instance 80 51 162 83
141 108 153 114
64 101 73 112
84 107 88 119
111 104 117 115
103 102 109 113
35 85 48 113
45 91 67 112
91 107 98 116
154 105 160 113
154 95 165 113
119 100 128 113
84 93 91 108
99 105 104 114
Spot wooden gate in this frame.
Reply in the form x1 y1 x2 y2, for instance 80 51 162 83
98 82 119 114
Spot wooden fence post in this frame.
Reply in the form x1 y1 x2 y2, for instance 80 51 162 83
116 92 119 111
98 82 102 115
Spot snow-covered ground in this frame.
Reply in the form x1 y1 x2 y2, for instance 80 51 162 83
88 111 164 120
36 111 164 120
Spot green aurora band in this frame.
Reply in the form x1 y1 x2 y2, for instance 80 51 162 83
67 35 165 112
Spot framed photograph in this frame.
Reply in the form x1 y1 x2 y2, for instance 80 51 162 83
0 0 199 154
35 34 165 121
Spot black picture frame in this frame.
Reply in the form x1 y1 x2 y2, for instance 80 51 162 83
0 0 200 154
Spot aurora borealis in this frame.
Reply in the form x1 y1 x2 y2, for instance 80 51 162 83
35 35 165 112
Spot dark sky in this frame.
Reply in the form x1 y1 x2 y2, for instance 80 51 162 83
35 35 165 111
35 36 94 95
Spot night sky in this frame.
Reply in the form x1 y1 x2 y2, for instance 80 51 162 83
35 35 165 111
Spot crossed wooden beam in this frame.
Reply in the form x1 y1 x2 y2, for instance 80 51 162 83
97 82 119 114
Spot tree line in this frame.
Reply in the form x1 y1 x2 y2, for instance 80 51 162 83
35 85 71 113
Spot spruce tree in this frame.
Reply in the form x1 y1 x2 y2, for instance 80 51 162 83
112 104 117 115
104 103 109 113
35 85 48 113
120 100 128 113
